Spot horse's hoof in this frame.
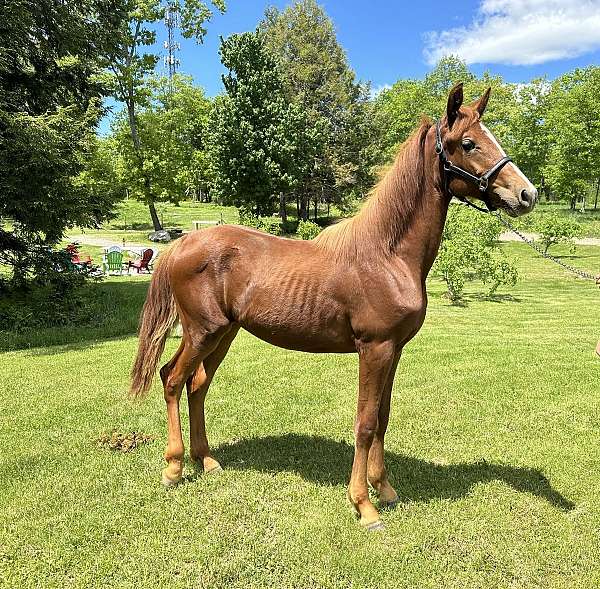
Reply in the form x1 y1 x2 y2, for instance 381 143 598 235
362 519 385 532
161 469 182 488
205 463 223 475
161 475 180 488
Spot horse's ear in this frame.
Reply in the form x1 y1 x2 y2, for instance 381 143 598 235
473 87 491 117
446 82 463 129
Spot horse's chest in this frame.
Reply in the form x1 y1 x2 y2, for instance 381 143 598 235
353 284 427 341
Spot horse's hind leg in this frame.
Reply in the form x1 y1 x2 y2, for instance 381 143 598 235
159 341 202 486
186 325 239 474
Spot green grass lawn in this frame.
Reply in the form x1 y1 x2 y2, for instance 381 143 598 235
1 243 600 588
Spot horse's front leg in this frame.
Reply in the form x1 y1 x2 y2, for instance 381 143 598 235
348 340 396 530
368 352 401 508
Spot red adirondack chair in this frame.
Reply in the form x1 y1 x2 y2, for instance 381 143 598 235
128 248 155 274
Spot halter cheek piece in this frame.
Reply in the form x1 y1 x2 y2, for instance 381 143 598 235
435 121 512 213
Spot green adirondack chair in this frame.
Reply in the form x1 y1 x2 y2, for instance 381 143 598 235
102 247 124 275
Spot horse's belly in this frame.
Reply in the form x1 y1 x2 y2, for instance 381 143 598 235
236 296 355 353
241 321 355 353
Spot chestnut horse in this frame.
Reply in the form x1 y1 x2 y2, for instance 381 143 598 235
131 84 537 530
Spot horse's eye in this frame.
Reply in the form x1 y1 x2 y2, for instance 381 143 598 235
462 139 476 152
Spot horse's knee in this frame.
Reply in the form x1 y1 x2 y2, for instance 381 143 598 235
355 419 377 447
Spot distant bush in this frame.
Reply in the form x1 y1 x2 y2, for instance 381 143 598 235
534 213 581 253
296 220 322 240
257 216 283 235
435 204 518 301
0 245 107 330
0 280 103 330
238 210 282 235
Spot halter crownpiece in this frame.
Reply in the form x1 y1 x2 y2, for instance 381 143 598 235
435 121 513 213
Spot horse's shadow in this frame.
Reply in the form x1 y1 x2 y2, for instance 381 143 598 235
213 434 574 511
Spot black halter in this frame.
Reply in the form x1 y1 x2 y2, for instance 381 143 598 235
435 120 512 213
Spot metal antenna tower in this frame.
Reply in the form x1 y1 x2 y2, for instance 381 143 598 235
163 3 181 84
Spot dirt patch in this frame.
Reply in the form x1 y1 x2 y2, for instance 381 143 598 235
97 431 154 453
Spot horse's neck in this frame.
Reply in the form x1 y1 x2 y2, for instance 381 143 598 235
388 136 450 282
397 186 449 281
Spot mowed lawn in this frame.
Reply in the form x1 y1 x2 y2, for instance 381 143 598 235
1 243 600 588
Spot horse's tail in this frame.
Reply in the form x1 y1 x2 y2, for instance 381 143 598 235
129 241 180 398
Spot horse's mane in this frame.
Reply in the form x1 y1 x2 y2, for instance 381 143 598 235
313 119 434 262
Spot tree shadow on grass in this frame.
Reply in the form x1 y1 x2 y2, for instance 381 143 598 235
214 434 574 511
469 293 522 304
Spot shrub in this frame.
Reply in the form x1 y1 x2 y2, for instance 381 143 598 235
257 216 283 235
238 210 282 235
435 204 518 301
534 213 581 254
0 245 105 330
296 220 322 240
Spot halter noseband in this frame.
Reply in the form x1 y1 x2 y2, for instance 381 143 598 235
435 120 512 213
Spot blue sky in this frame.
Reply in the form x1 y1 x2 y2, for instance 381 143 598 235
102 0 600 129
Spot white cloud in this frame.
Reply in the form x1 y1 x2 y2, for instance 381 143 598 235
370 84 392 99
424 0 600 66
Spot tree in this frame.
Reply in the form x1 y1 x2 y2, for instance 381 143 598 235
376 57 518 157
110 75 212 214
206 31 324 216
543 67 600 209
507 79 551 191
101 0 226 230
260 0 375 218
375 79 429 159
0 0 125 287
435 205 518 301
534 214 581 254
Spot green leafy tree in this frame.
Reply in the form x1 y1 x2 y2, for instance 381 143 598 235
376 57 516 156
435 205 518 301
101 0 226 230
0 0 125 287
296 219 321 240
534 214 581 254
507 79 551 191
207 31 324 216
261 0 376 218
110 75 212 216
543 67 600 209
375 79 429 159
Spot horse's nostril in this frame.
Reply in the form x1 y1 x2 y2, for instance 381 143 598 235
520 188 537 207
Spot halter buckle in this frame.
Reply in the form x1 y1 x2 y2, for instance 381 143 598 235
478 177 489 192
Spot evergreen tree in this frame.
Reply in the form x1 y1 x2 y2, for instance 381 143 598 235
261 0 377 218
0 0 125 287
207 31 324 217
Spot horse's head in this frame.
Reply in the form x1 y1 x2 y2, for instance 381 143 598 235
438 83 537 217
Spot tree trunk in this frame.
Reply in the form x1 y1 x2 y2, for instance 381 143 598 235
594 178 599 210
279 192 287 223
570 195 577 210
126 96 162 231
299 192 308 221
149 201 161 232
